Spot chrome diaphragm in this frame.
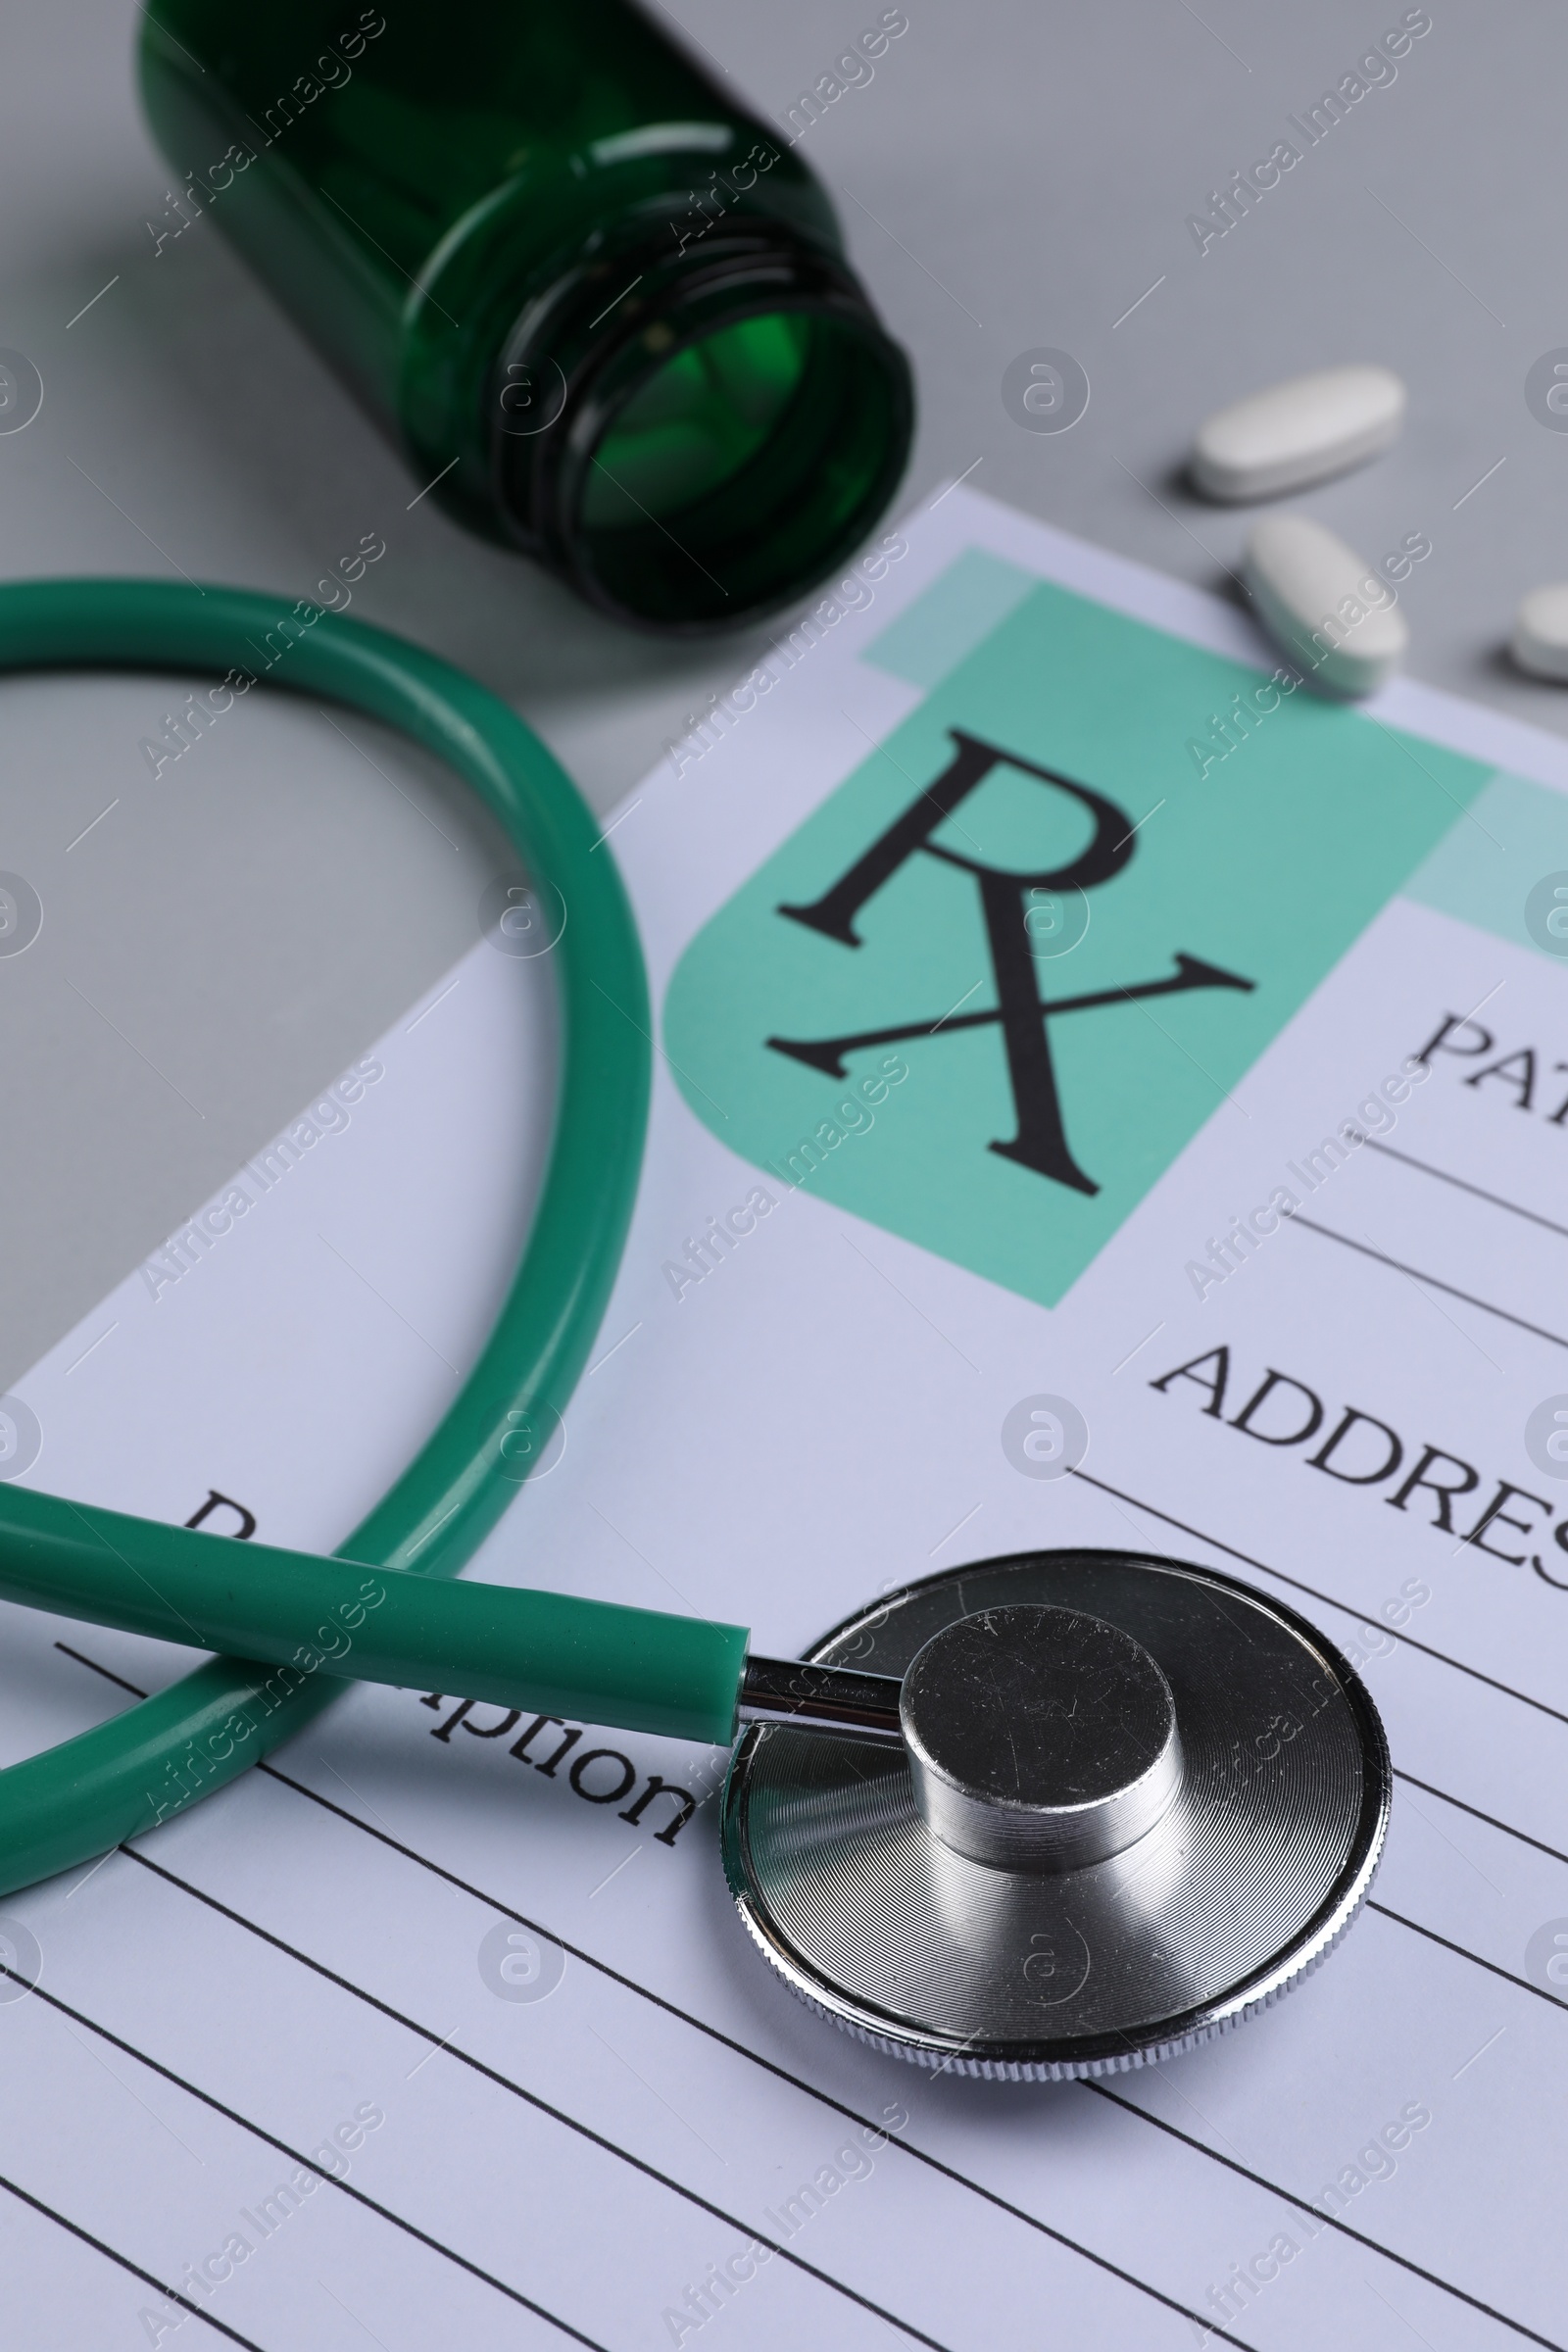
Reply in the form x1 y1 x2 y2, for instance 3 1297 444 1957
722 1548 1390 2082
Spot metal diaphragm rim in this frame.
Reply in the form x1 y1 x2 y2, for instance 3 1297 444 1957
721 1547 1391 2081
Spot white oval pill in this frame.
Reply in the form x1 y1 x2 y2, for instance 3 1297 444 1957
1511 585 1568 681
1192 365 1405 503
1244 514 1408 698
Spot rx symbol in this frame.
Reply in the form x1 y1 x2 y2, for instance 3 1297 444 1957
767 728 1253 1196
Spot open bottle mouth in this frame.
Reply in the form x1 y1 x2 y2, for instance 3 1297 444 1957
491 225 913 632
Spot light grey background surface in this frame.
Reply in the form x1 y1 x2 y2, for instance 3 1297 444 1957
0 0 1561 1385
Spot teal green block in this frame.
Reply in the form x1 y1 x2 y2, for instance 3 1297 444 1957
862 548 1038 687
666 569 1493 1308
1401 769 1568 960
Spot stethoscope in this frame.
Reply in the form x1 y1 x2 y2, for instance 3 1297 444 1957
0 579 1390 2080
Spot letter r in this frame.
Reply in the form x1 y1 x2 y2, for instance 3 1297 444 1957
767 727 1253 1200
777 728 1136 946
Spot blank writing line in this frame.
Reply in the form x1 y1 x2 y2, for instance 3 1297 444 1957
1396 1769 1568 1872
0 1965 606 2350
236 1757 1252 2342
115 1849 954 2352
122 1812 1556 2350
1085 2079 1560 2350
1369 1900 1566 2017
1292 1213 1568 1351
1363 1135 1568 1245
56 1635 1234 2352
50 1641 1550 2348
0 2170 264 2349
1068 1466 1568 1733
55 1641 144 1695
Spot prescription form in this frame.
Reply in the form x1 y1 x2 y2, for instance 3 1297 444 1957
3 485 1566 2352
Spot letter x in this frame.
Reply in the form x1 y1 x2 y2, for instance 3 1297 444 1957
767 728 1254 1197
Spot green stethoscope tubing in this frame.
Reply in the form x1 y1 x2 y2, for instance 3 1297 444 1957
0 578 748 1901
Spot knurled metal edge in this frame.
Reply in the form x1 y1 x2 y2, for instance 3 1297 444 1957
729 1833 1383 2080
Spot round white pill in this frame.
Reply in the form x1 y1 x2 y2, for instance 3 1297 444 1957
1512 585 1568 681
1244 514 1408 698
1192 365 1406 503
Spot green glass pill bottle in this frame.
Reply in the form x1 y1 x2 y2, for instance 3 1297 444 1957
138 0 915 632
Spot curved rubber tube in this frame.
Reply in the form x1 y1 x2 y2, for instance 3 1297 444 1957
0 579 653 1894
0 1486 749 1747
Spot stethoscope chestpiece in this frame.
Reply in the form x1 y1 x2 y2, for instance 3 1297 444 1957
899 1602 1184 1872
721 1548 1390 2082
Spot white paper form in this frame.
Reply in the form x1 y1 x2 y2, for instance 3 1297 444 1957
4 485 1568 2352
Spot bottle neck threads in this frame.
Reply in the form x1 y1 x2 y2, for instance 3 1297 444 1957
491 220 913 631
